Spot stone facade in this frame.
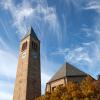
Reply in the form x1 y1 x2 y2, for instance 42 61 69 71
46 78 67 92
13 28 41 100
46 76 86 92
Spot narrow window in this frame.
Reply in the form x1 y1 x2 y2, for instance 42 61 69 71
59 84 63 87
32 41 38 51
22 41 27 51
52 86 56 91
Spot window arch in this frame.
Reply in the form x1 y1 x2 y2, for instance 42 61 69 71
21 41 27 51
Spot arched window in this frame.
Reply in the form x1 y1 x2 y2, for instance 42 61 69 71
22 41 27 51
32 41 38 51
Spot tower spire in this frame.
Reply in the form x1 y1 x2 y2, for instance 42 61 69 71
21 26 39 42
13 27 41 100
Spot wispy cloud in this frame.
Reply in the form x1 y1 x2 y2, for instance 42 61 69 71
0 0 61 97
1 0 100 99
64 47 92 63
0 91 12 100
84 0 100 13
0 38 8 49
41 73 50 94
0 49 17 79
51 46 92 64
81 27 93 37
0 80 13 100
0 0 34 35
0 48 17 100
0 18 10 39
51 41 100 77
0 0 61 40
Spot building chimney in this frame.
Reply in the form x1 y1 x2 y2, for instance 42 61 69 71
97 75 100 80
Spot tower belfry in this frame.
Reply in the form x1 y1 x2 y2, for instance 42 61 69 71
13 27 41 100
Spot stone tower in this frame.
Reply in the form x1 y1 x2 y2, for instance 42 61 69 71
13 27 41 100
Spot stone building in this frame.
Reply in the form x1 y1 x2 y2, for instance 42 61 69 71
13 27 41 100
46 63 87 92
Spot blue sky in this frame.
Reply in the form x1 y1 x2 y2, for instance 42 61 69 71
0 0 100 99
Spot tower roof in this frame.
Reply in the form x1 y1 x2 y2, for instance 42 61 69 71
48 62 87 83
21 27 39 41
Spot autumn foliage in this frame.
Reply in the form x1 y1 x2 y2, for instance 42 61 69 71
36 76 100 100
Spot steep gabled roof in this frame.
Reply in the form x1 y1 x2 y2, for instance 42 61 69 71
21 27 39 42
48 62 87 83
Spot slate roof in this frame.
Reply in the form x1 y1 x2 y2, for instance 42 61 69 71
21 27 39 41
48 62 87 83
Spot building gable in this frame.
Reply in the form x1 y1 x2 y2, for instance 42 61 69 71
48 62 87 83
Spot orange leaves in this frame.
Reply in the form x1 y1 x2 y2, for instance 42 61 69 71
36 76 100 100
80 76 96 98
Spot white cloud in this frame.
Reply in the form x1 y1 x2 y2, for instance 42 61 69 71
41 52 61 94
0 38 8 49
1 0 12 10
0 46 17 99
0 32 16 99
0 92 12 100
81 27 93 37
0 49 17 79
0 18 10 39
52 47 92 64
41 52 61 73
41 72 50 94
64 47 92 64
51 48 69 55
0 0 34 35
51 41 100 78
65 0 84 10
1 0 100 98
84 0 100 13
0 0 60 39
0 80 13 100
41 73 50 84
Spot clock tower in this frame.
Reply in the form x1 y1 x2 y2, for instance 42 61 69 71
13 27 41 100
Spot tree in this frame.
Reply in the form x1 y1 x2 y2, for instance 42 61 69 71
36 76 100 100
80 76 96 99
62 82 82 100
94 79 100 99
50 86 66 100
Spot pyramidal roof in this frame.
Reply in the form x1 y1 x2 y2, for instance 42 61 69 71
48 62 87 83
21 27 39 41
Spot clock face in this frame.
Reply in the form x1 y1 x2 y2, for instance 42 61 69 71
22 52 26 59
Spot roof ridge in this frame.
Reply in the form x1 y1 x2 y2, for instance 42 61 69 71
48 62 87 83
65 63 67 77
65 62 87 74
